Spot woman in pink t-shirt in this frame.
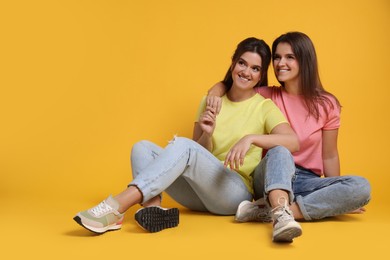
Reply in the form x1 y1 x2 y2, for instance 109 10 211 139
208 32 371 243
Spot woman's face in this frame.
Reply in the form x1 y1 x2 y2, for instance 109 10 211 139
273 42 300 86
231 51 262 90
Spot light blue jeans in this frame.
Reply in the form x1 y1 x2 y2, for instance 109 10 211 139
129 137 253 215
253 146 371 220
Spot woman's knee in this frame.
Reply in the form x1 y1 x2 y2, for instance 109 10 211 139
264 145 295 170
352 176 371 204
131 140 152 158
267 146 293 160
168 136 197 151
169 136 192 145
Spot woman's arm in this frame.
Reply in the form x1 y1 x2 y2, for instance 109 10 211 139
224 123 299 170
206 82 226 115
250 123 299 152
208 82 226 96
323 129 366 213
192 106 217 151
322 129 340 177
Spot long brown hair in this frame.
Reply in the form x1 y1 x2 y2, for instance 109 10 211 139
222 37 271 91
272 32 341 120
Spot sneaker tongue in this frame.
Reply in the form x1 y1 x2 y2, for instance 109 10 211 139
106 195 120 210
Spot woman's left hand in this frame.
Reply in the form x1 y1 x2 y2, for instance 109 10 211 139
224 136 252 170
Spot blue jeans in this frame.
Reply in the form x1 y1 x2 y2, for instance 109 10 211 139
129 137 253 215
253 146 371 220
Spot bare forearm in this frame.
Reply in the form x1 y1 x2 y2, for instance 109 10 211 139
208 82 226 96
323 156 340 177
246 133 299 153
322 129 340 177
195 133 213 151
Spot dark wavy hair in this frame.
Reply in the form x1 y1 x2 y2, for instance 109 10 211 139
272 32 341 120
222 37 271 91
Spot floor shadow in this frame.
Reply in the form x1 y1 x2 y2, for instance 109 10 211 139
300 214 364 223
63 229 106 237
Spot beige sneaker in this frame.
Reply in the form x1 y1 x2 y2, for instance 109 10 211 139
271 197 302 242
74 195 124 234
235 198 272 222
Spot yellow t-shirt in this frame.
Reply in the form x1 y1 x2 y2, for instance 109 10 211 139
195 94 288 194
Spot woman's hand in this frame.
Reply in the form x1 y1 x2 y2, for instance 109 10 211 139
199 106 217 136
206 96 222 115
224 135 252 170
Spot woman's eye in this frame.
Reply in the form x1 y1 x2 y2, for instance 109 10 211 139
273 56 280 60
238 60 245 66
252 67 260 72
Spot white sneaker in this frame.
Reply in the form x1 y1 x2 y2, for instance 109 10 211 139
271 197 302 242
235 198 272 222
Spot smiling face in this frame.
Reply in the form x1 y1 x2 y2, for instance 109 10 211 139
231 51 262 91
273 42 300 87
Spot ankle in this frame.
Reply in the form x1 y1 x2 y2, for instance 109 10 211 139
268 190 290 209
142 195 162 207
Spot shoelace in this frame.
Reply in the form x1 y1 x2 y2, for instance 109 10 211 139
273 207 293 222
90 201 113 217
271 197 293 222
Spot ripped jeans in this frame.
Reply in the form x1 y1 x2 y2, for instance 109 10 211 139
128 137 253 215
253 146 371 220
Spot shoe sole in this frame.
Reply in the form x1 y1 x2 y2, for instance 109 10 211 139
135 207 179 233
73 216 122 234
273 226 302 243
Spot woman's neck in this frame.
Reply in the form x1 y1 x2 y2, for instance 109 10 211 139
284 82 302 95
227 87 256 102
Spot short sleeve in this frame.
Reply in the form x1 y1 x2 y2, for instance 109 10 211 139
323 96 341 130
261 99 289 133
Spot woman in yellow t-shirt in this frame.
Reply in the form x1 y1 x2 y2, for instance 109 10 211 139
73 37 299 235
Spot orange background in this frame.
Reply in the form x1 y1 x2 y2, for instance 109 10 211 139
0 0 389 259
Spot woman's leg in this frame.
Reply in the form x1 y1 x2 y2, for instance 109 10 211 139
113 140 163 211
253 146 295 204
74 137 252 233
252 146 302 242
117 139 208 212
292 169 371 220
130 137 252 215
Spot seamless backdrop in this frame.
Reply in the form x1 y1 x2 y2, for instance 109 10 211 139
0 0 389 259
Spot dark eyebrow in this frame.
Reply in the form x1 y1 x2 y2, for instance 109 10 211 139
239 57 261 68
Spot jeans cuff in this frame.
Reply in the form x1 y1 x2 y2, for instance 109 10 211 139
295 195 312 220
265 184 294 204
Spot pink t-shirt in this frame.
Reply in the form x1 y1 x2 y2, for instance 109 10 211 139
257 86 340 175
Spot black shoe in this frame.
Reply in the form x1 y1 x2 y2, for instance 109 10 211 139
135 206 179 232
